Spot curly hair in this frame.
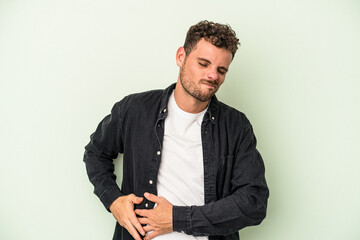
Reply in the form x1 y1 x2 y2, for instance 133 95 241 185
183 20 240 59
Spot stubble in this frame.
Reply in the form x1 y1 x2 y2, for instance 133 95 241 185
179 65 219 102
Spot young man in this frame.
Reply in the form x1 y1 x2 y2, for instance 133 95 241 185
84 20 269 240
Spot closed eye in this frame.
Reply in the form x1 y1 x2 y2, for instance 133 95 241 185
218 67 228 75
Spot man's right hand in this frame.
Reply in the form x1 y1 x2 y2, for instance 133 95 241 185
109 194 145 240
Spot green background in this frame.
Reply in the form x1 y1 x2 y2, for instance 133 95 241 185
1 0 359 239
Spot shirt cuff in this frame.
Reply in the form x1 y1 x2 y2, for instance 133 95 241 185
173 205 191 233
99 187 123 212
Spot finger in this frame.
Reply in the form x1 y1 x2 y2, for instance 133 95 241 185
135 209 150 217
144 192 161 203
129 212 145 236
144 231 160 240
137 217 150 225
124 222 142 240
143 225 153 232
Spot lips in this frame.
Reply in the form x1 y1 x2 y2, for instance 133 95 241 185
201 80 218 89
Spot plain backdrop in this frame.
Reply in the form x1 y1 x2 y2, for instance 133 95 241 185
0 0 359 239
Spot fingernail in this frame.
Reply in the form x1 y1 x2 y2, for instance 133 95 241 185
144 192 149 197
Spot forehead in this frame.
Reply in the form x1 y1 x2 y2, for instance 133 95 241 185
189 39 232 66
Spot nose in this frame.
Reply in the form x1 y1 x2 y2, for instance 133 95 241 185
207 67 218 80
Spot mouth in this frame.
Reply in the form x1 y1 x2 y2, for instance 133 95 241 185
201 81 218 89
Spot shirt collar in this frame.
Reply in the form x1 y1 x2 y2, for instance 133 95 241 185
159 83 220 124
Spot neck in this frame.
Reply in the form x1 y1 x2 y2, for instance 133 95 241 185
173 81 209 114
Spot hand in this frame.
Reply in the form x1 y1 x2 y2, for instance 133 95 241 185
135 192 173 240
109 194 145 240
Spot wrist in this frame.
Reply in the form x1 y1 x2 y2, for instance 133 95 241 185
172 205 190 233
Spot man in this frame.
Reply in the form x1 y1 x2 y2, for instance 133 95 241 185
84 20 269 240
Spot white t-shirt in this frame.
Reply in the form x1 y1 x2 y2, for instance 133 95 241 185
154 91 208 240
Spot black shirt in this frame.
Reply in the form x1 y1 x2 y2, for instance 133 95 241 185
84 83 269 240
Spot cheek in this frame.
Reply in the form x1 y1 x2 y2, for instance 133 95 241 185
218 77 225 85
188 66 203 79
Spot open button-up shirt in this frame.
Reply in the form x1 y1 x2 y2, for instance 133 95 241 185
84 83 269 240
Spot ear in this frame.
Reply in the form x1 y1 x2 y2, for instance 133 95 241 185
176 47 186 67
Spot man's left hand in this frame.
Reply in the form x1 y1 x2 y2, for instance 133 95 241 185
135 192 173 240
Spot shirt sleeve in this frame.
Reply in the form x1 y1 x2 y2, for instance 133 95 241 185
172 121 269 236
83 99 127 211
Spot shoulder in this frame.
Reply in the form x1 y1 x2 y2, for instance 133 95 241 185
216 100 251 128
112 88 165 117
123 88 163 105
113 88 164 106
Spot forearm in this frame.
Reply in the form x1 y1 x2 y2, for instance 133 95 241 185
173 186 268 236
84 145 124 210
83 100 126 210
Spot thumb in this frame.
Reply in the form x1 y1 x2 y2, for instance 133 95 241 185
133 197 144 204
129 195 144 204
144 192 161 203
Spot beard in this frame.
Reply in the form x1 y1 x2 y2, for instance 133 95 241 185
179 65 219 102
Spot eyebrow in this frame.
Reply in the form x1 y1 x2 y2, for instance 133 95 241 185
197 57 229 72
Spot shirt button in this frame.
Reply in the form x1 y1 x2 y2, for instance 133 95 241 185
157 151 161 155
145 203 149 208
164 108 167 113
211 116 215 120
149 180 153 184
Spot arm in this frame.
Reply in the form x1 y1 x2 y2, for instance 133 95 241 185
172 122 269 236
83 101 124 209
83 99 145 239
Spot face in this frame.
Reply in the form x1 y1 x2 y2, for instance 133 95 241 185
177 39 233 102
